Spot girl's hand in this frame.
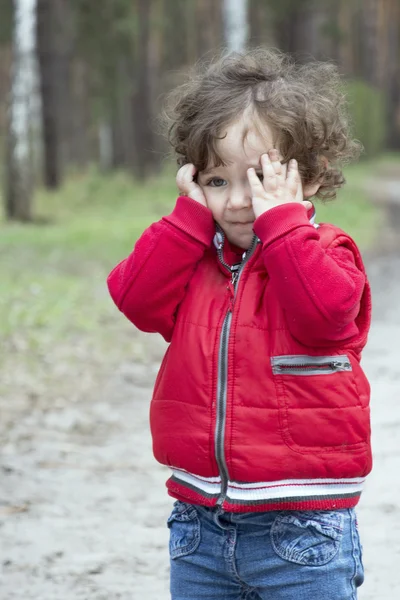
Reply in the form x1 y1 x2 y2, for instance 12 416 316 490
176 164 207 207
247 149 313 219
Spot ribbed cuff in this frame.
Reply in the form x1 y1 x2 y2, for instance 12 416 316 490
253 203 312 247
163 196 215 247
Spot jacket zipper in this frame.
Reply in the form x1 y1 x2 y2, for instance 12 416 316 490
271 355 352 376
215 233 258 507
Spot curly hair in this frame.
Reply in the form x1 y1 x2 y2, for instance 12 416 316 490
162 47 362 200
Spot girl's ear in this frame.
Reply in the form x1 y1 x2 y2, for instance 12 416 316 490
303 156 328 198
303 181 322 198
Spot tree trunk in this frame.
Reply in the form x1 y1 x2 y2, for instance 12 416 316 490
292 2 321 60
69 58 91 167
131 0 156 179
163 0 189 70
248 0 271 47
110 60 128 169
274 1 319 61
385 0 400 148
361 0 380 86
36 0 72 188
196 0 221 57
5 0 36 222
223 0 248 52
56 0 76 169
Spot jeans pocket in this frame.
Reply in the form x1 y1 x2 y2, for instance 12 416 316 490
167 501 201 559
271 510 344 566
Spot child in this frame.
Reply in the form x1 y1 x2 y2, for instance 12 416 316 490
107 48 371 600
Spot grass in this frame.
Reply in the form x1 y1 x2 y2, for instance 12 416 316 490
0 154 398 380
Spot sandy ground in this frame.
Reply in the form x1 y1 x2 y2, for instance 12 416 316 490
1 251 400 599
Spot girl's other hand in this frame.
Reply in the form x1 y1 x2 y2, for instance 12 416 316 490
247 150 313 218
176 164 208 207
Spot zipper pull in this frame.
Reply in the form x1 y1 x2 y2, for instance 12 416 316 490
230 263 240 286
227 281 235 309
331 360 351 370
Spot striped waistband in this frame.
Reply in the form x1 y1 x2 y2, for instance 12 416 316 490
168 468 365 510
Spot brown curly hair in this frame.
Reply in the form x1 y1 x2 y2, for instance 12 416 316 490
163 47 362 200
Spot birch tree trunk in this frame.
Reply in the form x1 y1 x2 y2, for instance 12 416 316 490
223 0 248 52
5 0 36 221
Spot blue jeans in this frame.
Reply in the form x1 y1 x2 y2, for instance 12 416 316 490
168 501 364 599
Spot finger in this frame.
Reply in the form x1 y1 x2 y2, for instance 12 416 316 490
176 163 208 206
176 163 196 194
286 159 300 198
247 167 266 196
176 163 196 186
268 149 283 178
261 154 278 191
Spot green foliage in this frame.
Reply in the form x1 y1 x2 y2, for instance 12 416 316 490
71 0 137 118
346 80 387 158
0 1 12 46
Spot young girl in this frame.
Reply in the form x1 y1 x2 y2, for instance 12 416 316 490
107 48 371 600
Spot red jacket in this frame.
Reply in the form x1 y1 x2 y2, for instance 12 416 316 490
107 196 372 512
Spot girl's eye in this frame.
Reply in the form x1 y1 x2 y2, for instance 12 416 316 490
207 177 227 187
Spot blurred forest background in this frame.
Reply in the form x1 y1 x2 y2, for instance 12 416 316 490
1 0 400 393
1 0 400 221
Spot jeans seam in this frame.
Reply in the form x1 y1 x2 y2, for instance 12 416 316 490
242 586 259 599
349 508 359 599
225 526 242 583
225 524 254 591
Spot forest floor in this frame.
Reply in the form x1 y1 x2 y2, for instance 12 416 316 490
1 158 400 599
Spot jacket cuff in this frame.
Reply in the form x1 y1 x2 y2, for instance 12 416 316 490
163 196 215 247
253 203 312 247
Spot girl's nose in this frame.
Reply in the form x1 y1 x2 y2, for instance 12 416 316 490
228 185 252 210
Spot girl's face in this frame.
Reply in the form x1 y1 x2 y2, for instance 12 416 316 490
197 118 306 249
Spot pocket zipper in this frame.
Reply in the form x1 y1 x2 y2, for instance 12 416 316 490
271 355 352 376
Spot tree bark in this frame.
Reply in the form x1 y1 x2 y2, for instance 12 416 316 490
361 0 380 87
274 0 319 61
111 58 132 169
163 0 188 70
131 0 157 178
248 0 269 47
36 0 72 188
5 0 36 222
69 58 91 167
196 0 221 57
385 0 400 148
223 0 248 52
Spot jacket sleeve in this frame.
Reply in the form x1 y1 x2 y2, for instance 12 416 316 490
107 196 215 341
253 203 367 346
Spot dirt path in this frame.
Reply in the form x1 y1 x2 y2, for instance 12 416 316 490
355 253 400 599
1 252 400 599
